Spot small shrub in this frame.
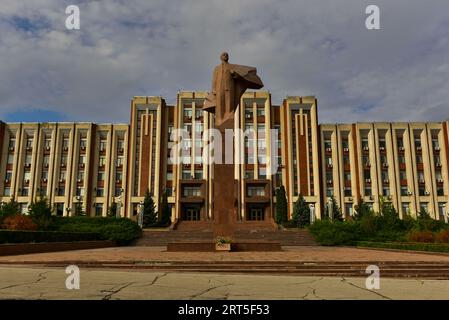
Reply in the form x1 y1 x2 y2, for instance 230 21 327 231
435 229 449 243
407 230 434 243
0 198 20 224
50 216 141 245
0 230 100 244
308 220 359 246
3 215 38 231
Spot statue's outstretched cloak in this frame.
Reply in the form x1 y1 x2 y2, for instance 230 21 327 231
203 64 263 114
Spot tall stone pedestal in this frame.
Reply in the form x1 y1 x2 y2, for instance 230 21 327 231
213 164 236 239
212 119 236 240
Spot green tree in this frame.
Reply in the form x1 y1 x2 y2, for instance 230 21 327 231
353 199 374 220
73 202 86 216
28 196 53 229
291 194 310 227
325 195 343 221
275 186 288 225
159 191 171 226
143 189 157 227
0 198 20 223
107 201 117 218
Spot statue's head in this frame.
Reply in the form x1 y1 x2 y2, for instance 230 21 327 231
220 52 229 62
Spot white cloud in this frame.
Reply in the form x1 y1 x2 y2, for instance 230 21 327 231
0 0 448 123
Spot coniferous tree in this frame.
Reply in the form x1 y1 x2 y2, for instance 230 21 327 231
291 194 310 227
107 201 117 218
143 189 157 227
275 186 288 225
159 191 171 226
325 195 343 221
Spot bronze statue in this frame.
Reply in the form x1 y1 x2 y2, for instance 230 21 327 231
203 53 264 240
203 52 263 127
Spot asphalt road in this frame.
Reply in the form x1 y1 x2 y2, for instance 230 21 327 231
1 266 449 300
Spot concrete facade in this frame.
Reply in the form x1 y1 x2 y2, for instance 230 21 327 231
0 91 448 223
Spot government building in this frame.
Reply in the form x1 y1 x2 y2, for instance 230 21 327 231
0 91 448 228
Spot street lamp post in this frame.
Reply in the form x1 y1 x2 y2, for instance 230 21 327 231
116 189 124 219
138 200 144 228
309 204 315 224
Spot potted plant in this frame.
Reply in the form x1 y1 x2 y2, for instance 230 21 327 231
215 236 232 252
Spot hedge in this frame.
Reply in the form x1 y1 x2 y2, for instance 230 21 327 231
0 230 100 244
357 241 449 253
49 216 142 245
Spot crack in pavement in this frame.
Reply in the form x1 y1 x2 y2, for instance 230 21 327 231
188 284 232 300
289 277 324 286
341 277 392 300
0 271 49 291
101 282 135 300
301 286 323 300
149 273 167 286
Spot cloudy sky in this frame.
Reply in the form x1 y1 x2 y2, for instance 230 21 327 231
1 0 449 124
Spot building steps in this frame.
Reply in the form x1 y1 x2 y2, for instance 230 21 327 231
26 260 449 278
134 228 317 246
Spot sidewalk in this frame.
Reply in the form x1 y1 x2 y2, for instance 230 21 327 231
2 246 449 264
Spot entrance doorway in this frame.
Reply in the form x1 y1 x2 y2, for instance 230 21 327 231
182 205 201 221
247 206 265 221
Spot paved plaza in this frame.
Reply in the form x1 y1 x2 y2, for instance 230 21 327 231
2 246 449 264
1 266 449 300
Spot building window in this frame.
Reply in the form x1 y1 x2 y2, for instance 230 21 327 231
183 186 201 197
402 202 410 215
365 187 372 196
3 187 11 196
76 187 84 197
326 188 334 197
8 138 15 150
194 170 202 180
438 203 446 220
95 204 103 217
21 187 29 196
420 202 428 213
383 187 390 197
166 172 173 181
345 204 353 216
247 186 265 197
258 167 267 179
96 188 104 197
7 154 14 164
182 170 191 180
57 187 65 196
97 171 105 182
63 138 70 149
44 138 52 149
245 170 254 180
99 140 107 152
20 203 28 215
116 156 124 167
400 186 408 196
99 156 107 167
56 203 64 216
344 187 352 197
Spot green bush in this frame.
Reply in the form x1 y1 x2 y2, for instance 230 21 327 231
0 198 20 224
50 216 141 245
28 197 53 230
0 230 100 244
308 220 360 245
357 241 449 253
